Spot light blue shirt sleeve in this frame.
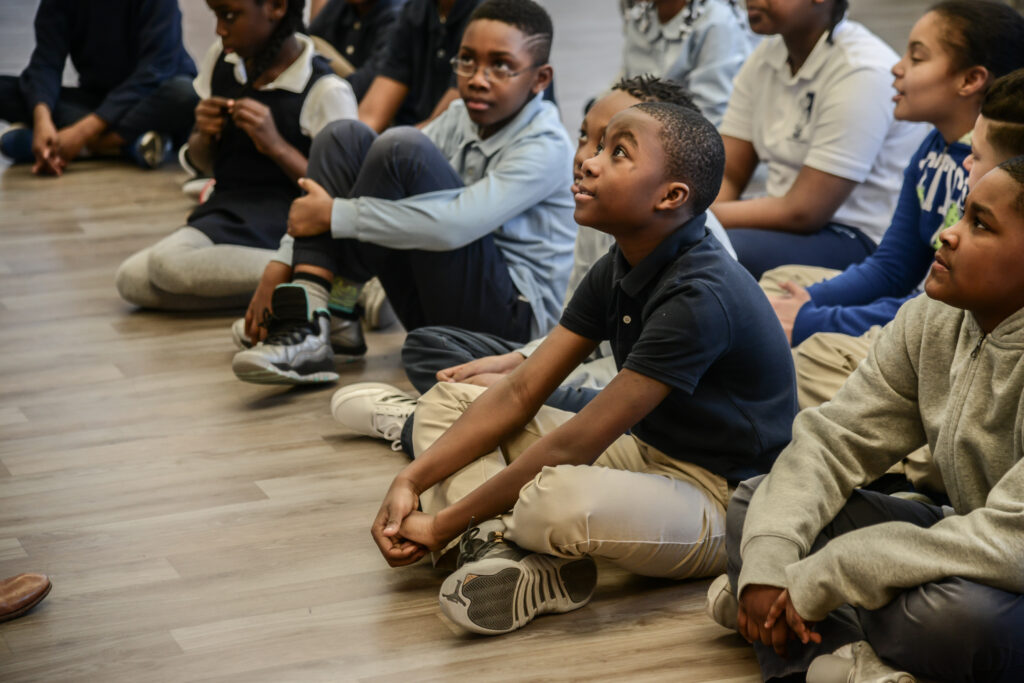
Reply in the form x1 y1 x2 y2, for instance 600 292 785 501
329 132 569 251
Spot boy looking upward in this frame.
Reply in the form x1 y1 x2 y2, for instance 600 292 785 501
233 0 575 385
722 157 1024 681
370 102 797 635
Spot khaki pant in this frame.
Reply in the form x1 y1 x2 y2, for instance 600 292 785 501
412 382 729 579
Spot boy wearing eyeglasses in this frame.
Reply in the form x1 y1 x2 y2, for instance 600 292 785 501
232 0 575 385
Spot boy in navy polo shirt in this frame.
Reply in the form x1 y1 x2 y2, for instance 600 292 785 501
368 102 797 636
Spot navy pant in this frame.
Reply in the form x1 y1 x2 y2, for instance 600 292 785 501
727 475 1024 682
0 75 197 147
295 119 533 342
728 223 876 280
395 325 602 455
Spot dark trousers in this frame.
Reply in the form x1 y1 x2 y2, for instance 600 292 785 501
395 324 602 455
295 119 533 342
729 223 877 280
0 75 197 147
727 475 1024 682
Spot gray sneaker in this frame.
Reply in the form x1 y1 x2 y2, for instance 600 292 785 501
705 573 738 630
438 521 597 635
231 314 366 359
232 284 340 385
807 640 916 683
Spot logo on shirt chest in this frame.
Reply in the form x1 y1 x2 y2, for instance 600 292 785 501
790 92 815 141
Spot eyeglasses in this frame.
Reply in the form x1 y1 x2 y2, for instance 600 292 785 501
449 56 532 83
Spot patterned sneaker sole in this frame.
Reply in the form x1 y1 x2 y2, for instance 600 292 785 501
438 554 597 635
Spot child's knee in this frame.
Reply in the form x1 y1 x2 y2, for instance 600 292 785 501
114 249 152 305
410 382 488 454
511 465 599 553
310 118 373 164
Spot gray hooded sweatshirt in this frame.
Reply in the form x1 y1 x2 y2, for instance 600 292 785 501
738 294 1024 621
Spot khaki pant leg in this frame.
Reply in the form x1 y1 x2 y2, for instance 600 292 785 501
758 265 841 297
506 441 729 579
793 327 880 410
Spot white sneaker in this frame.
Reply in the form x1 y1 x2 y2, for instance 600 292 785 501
330 382 417 450
438 521 597 635
807 640 916 683
705 574 738 630
357 277 397 330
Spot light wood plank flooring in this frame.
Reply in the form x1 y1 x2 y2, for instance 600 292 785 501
1 0 944 680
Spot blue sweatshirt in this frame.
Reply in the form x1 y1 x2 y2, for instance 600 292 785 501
18 0 196 126
792 128 970 345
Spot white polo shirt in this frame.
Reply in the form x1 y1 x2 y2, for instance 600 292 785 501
719 20 926 243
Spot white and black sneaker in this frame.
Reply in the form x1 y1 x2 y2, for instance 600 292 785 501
231 313 366 359
438 521 597 635
232 284 340 385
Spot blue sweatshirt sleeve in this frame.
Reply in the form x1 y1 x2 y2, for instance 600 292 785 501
791 296 913 345
19 0 72 113
92 0 195 125
807 135 935 309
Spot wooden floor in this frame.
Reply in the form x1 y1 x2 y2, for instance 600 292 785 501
0 1 944 681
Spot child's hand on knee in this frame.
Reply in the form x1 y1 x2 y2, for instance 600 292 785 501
436 352 527 385
287 178 333 237
768 282 810 344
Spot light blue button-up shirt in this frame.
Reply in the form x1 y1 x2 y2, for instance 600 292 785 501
327 93 576 338
620 0 754 127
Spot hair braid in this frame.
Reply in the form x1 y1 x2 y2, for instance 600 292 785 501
247 0 306 84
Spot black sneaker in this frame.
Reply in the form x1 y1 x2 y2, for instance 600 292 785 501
438 522 597 635
231 284 340 384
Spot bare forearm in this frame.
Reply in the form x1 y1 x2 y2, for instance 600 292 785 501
715 196 824 234
72 113 107 143
401 378 539 495
186 131 216 174
263 140 308 183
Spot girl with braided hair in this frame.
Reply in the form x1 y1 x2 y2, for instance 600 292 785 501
115 0 358 311
618 0 754 126
713 0 927 280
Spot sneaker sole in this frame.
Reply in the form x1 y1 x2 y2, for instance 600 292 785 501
705 574 738 631
438 554 597 635
232 355 339 385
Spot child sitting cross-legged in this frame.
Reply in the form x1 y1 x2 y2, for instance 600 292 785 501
712 156 1024 681
370 101 798 635
232 0 576 385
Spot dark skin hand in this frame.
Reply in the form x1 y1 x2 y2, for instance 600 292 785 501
738 585 821 656
231 97 285 156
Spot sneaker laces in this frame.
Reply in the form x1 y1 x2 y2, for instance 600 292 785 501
262 313 315 345
455 526 507 568
371 394 417 451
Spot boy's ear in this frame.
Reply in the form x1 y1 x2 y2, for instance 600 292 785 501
530 64 554 96
656 181 690 213
959 66 990 98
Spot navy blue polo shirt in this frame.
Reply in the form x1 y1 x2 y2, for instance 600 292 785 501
378 0 481 125
309 0 404 100
560 213 798 482
18 0 196 126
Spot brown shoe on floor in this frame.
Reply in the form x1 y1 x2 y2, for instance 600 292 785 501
0 573 52 623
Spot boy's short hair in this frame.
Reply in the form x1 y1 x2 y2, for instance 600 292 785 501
981 69 1024 158
632 102 724 216
999 155 1024 216
612 75 698 113
469 0 553 64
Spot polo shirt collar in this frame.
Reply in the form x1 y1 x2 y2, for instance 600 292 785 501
763 18 848 83
223 33 316 92
615 212 708 298
457 91 546 156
